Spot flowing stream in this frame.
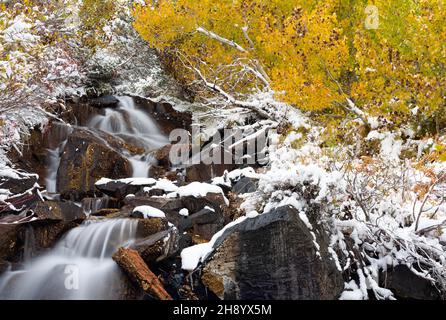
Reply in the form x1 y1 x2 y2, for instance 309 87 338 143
0 219 138 300
88 96 168 178
0 97 170 299
44 95 169 194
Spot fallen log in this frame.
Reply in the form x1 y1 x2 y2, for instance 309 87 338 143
112 247 172 300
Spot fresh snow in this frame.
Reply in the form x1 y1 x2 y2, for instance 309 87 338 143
96 177 156 186
167 182 229 205
133 205 165 218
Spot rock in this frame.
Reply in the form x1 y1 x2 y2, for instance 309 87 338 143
154 144 173 168
148 166 167 179
232 177 258 194
90 208 121 217
384 265 441 300
201 206 344 300
0 259 9 274
133 97 192 134
189 208 225 241
6 127 48 186
0 222 21 261
186 163 235 183
0 214 80 262
32 201 86 222
57 128 132 200
81 196 119 215
136 218 169 238
125 194 226 239
0 185 42 216
0 171 38 195
95 179 154 199
112 247 172 300
131 228 179 263
90 95 119 109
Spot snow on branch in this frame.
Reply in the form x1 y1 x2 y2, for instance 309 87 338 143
196 27 247 53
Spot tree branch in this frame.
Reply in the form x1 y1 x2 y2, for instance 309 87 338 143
196 27 247 53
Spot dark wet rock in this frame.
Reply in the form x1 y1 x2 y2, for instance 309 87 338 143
0 171 39 195
95 179 155 199
32 201 85 222
0 214 81 262
232 177 258 194
186 163 235 183
154 144 173 168
133 97 192 134
124 193 227 241
81 196 120 215
383 265 441 300
0 222 21 261
90 95 119 109
6 128 48 186
0 185 43 216
131 228 179 263
148 165 167 179
0 259 9 274
136 218 169 238
112 247 172 300
56 128 132 200
189 208 225 241
90 208 121 217
201 205 344 300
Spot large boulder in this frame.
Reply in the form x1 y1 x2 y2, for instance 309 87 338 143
32 200 86 222
383 265 441 300
201 206 344 300
56 128 132 200
136 218 169 238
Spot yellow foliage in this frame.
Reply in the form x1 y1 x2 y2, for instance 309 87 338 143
131 1 445 134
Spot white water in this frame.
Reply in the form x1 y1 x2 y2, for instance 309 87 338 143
0 219 138 300
88 96 169 178
45 123 71 194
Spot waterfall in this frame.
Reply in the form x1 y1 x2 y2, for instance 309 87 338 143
44 96 169 189
45 123 71 194
0 219 138 300
88 96 169 177
89 96 168 151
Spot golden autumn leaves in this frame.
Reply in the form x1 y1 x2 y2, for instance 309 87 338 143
133 0 445 136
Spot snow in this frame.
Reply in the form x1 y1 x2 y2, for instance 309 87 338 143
0 166 20 179
133 206 165 219
96 177 156 186
179 208 189 217
181 215 248 270
143 178 178 193
167 182 229 205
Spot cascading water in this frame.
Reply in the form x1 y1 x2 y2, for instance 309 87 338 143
45 122 71 194
0 219 138 300
88 96 169 177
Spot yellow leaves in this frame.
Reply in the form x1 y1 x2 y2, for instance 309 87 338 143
133 0 446 135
